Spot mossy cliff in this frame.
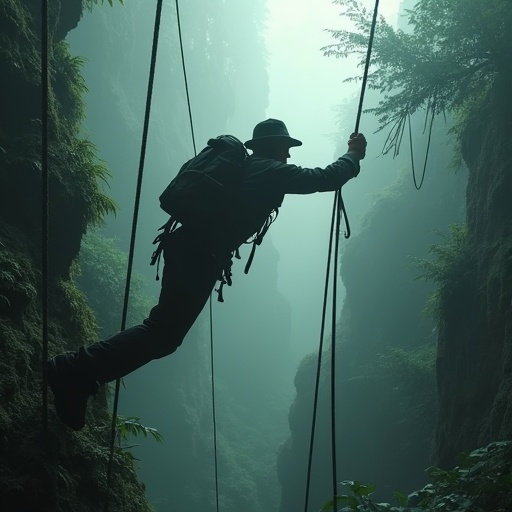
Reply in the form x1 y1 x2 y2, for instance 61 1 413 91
0 1 150 510
434 74 512 467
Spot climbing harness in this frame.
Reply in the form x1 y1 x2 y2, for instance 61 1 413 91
303 1 380 511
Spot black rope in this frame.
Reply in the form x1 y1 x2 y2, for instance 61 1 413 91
330 191 342 508
303 195 338 512
105 0 164 508
41 0 49 437
354 0 380 134
408 95 436 190
174 1 221 507
175 0 197 156
209 298 220 512
303 1 380 510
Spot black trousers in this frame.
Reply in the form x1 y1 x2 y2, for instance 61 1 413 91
77 228 221 383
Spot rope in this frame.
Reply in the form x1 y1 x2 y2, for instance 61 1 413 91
408 95 436 190
174 0 221 506
354 0 380 134
105 0 164 508
330 190 342 503
303 196 338 512
175 0 197 156
41 0 49 437
303 1 380 510
209 298 220 512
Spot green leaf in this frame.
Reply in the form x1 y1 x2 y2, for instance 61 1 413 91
352 480 376 497
393 490 408 506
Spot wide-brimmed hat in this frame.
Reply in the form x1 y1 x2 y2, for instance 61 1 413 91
244 118 302 150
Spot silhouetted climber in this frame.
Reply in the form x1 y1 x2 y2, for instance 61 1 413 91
48 119 367 430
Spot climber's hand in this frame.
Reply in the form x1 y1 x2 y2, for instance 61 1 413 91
348 132 367 159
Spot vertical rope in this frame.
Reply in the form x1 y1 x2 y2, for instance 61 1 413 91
209 298 220 512
175 0 197 156
303 195 337 512
105 0 164 508
174 3 221 509
303 1 379 510
330 191 342 510
354 0 380 134
41 0 49 438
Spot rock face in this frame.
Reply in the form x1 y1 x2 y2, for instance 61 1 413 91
0 1 150 510
278 152 468 510
434 77 512 468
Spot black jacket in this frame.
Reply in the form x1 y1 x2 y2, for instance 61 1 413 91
220 151 361 251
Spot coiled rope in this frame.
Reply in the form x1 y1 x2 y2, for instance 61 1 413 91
409 94 436 190
105 0 164 509
303 1 380 511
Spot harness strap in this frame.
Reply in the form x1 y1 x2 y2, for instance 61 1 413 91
152 208 279 301
244 208 279 275
215 256 234 303
244 242 258 275
150 218 178 280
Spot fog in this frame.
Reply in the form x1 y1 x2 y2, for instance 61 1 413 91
67 0 465 510
263 0 400 360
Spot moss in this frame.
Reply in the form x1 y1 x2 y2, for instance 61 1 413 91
0 1 150 509
0 228 152 510
75 230 152 337
0 237 37 318
52 41 88 135
416 224 472 321
0 0 40 87
0 2 117 271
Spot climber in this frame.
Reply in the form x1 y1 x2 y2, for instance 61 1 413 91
47 118 367 431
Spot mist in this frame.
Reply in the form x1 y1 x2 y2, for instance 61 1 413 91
66 0 464 509
6 0 512 509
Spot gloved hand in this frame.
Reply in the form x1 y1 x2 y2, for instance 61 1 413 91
348 132 367 159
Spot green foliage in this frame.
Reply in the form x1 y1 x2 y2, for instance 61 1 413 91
52 41 88 133
321 480 384 511
321 441 512 511
376 343 437 425
415 224 470 320
75 230 152 336
0 0 40 85
85 0 125 9
116 415 164 446
57 277 99 341
323 0 512 155
0 239 37 313
62 137 117 228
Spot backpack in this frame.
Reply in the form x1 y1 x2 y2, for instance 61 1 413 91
151 134 278 301
158 135 248 227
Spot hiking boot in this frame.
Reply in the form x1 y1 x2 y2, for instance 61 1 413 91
47 353 99 431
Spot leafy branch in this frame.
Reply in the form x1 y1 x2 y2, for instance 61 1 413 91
322 0 511 155
116 415 164 449
320 442 512 511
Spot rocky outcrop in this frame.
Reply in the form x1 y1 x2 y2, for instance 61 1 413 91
434 76 512 467
0 1 150 509
278 154 467 510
